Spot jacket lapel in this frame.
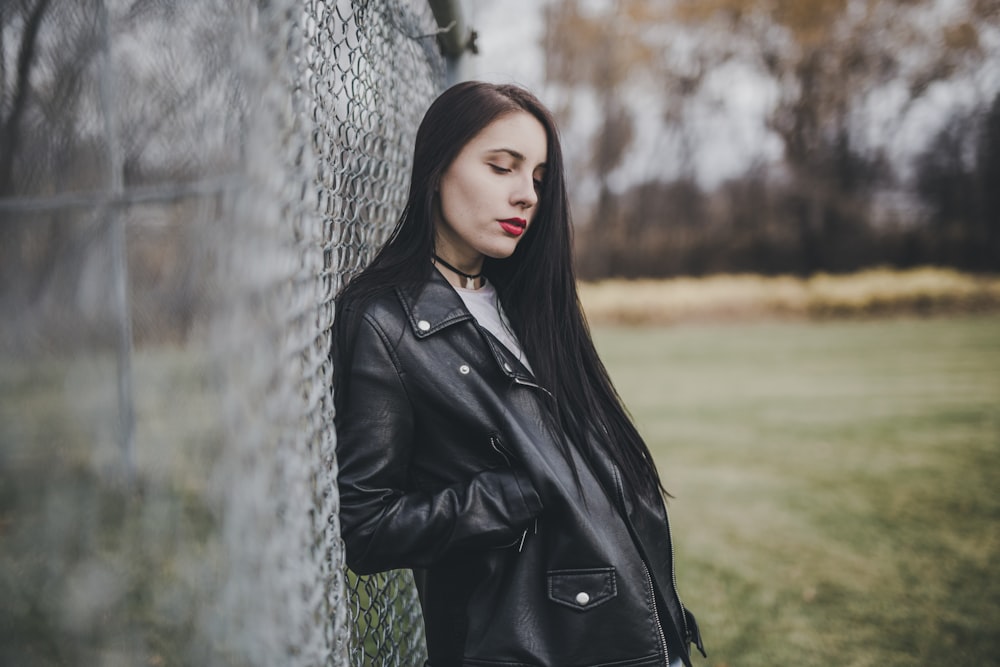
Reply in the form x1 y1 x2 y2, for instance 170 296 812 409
396 271 536 382
396 269 473 337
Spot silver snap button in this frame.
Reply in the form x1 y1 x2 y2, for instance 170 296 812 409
417 320 431 331
459 364 470 375
575 592 590 606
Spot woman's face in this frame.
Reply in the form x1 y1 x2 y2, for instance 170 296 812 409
434 110 548 270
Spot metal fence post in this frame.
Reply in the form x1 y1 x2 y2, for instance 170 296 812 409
98 0 136 483
428 0 476 84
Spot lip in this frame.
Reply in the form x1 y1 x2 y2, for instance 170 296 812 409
498 218 527 236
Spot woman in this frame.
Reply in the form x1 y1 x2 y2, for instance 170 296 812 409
332 81 706 667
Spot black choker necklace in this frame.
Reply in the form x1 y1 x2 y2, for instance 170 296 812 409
433 255 483 289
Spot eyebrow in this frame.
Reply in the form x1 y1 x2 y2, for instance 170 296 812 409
486 147 547 168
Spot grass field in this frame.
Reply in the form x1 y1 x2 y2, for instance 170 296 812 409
4 297 997 665
592 315 1000 667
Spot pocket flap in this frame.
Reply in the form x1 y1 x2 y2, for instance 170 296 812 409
547 567 617 611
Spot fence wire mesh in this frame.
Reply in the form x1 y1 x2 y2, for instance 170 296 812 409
0 1 444 665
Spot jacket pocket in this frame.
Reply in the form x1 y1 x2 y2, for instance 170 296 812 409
483 433 541 551
546 567 617 611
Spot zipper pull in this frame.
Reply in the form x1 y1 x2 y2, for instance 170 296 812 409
518 518 538 553
490 434 512 466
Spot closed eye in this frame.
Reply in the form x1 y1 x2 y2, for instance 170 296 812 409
489 164 511 174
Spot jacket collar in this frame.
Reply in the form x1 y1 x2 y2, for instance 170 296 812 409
396 268 538 383
395 267 474 339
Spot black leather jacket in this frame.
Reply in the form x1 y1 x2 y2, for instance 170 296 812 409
334 270 705 667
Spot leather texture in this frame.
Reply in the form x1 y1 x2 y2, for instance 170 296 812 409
334 270 705 667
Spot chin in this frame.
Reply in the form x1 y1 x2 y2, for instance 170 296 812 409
482 244 520 260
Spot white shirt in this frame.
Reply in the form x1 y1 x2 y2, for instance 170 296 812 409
454 281 533 374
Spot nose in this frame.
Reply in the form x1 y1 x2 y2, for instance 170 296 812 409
511 173 538 210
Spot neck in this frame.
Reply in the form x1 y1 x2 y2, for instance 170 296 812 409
433 254 484 290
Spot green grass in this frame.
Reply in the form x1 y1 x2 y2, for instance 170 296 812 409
4 316 996 665
593 315 1000 667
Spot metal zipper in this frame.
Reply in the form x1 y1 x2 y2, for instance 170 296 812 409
665 509 690 643
489 433 512 465
642 558 670 667
472 321 552 397
612 464 669 666
512 375 553 398
490 433 535 552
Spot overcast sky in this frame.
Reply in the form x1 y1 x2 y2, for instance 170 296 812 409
466 0 548 91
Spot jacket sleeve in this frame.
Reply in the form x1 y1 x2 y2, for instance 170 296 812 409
334 313 543 574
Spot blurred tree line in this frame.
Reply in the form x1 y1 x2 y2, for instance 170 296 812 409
543 0 1000 278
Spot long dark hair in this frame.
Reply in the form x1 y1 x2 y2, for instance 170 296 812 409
335 81 664 499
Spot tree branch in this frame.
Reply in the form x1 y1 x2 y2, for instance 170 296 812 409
0 0 53 196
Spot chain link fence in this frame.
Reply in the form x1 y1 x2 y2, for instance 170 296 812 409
0 1 445 665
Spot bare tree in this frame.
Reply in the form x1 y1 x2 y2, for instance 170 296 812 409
542 0 999 276
0 0 55 196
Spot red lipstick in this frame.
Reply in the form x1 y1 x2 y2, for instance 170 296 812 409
499 218 527 236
